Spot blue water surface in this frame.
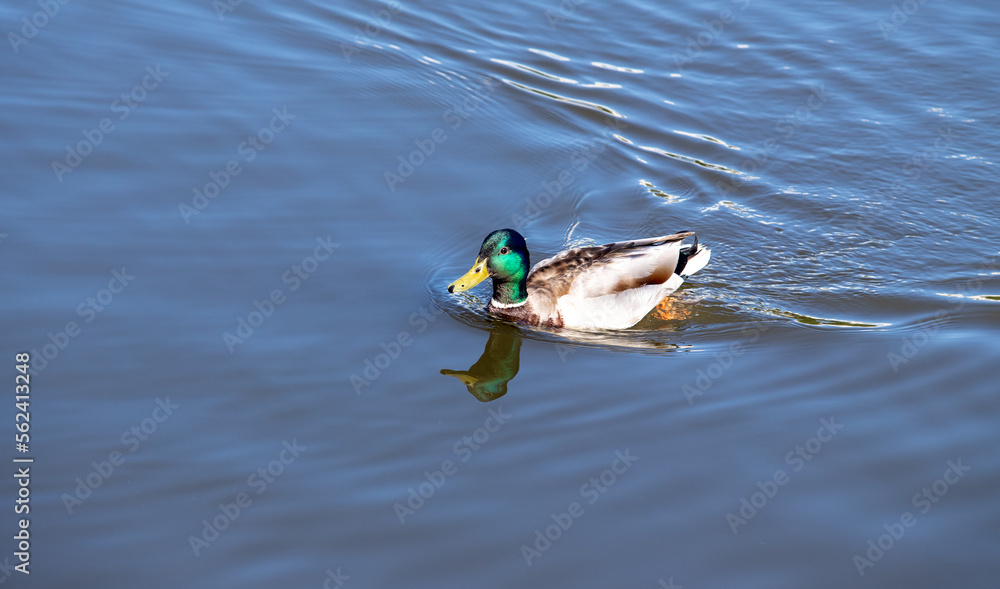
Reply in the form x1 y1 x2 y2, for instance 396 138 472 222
0 0 998 587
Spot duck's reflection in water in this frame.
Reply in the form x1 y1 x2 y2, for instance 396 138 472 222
441 324 521 402
440 317 693 401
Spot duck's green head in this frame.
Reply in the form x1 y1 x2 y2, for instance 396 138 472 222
448 229 530 304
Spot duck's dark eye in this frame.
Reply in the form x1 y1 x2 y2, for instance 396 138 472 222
500 247 510 255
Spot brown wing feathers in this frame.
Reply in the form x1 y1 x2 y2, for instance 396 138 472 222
527 231 694 297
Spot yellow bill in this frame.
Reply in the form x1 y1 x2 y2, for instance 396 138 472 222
448 257 489 293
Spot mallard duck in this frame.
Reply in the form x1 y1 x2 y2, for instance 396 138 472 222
447 228 710 330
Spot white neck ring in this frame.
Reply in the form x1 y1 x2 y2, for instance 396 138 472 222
491 298 527 309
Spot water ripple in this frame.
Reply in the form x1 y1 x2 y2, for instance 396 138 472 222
528 47 571 61
590 61 644 74
673 129 741 150
625 139 741 174
500 78 625 118
490 58 579 84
